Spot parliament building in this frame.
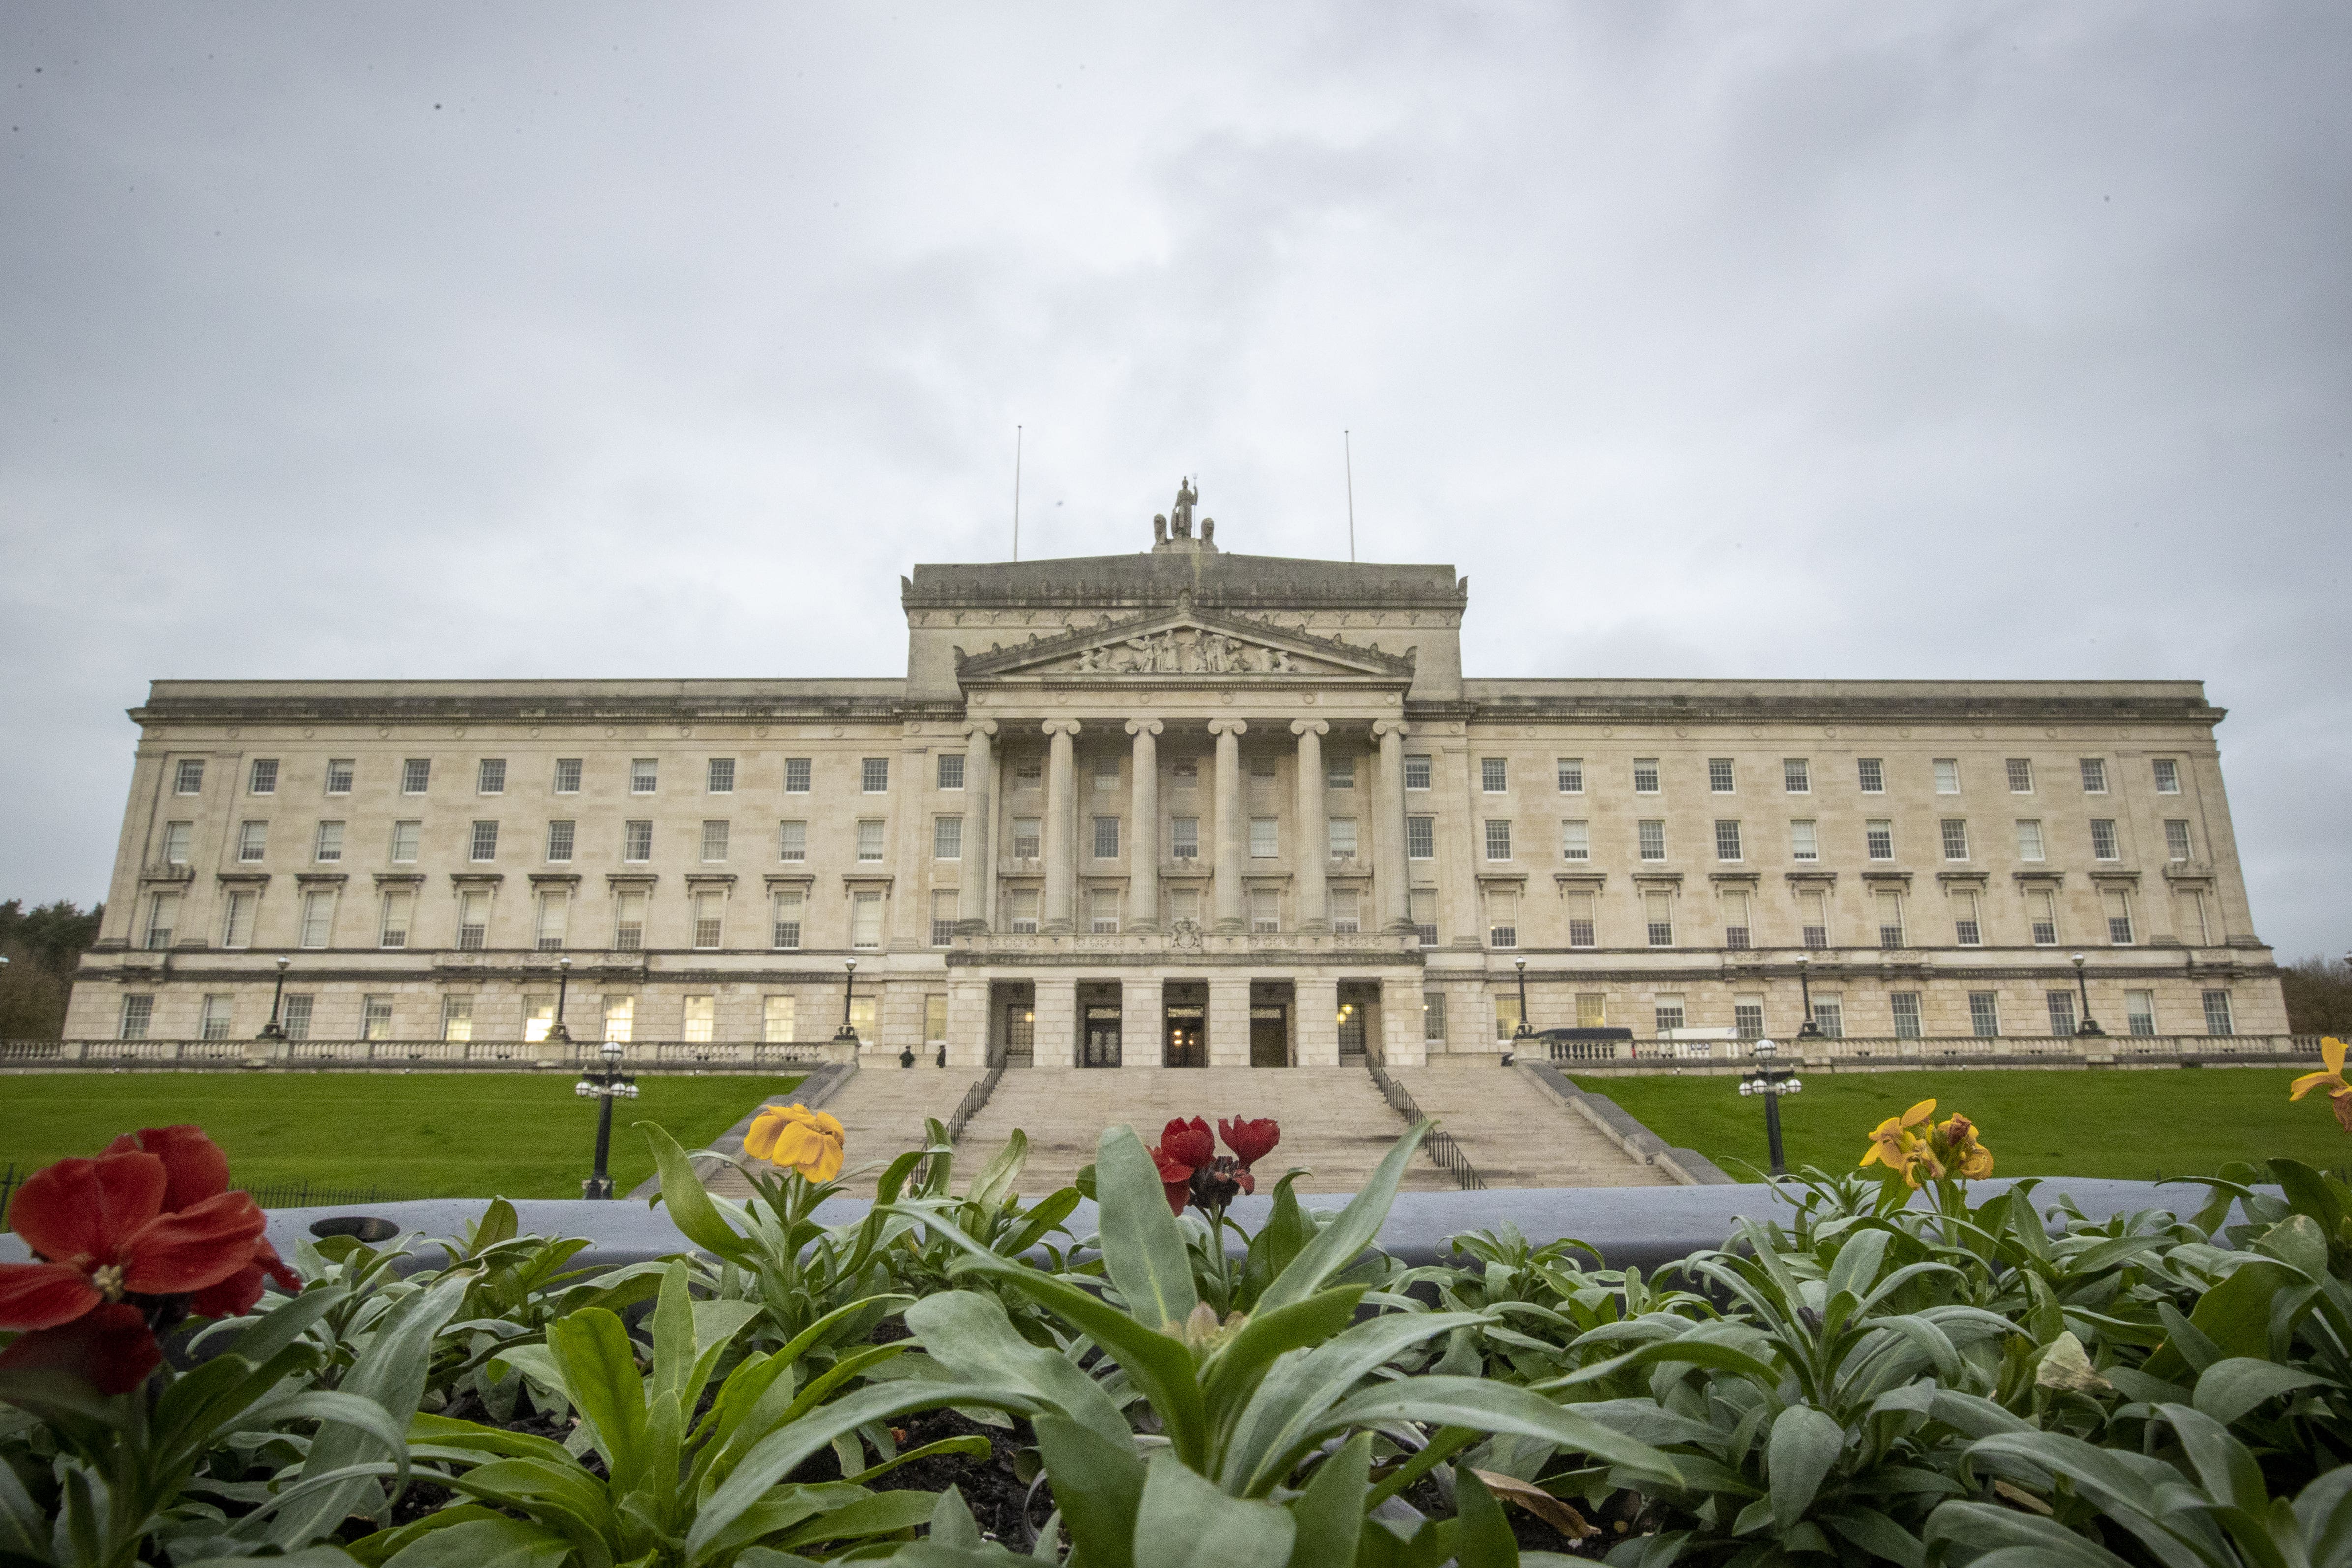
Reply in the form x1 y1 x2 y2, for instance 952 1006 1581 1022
66 498 2286 1066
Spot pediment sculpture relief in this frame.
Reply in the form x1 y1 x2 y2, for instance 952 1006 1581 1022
1070 628 1304 675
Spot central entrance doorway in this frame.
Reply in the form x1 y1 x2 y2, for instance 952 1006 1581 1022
1081 983 1122 1068
1163 980 1206 1067
1250 1004 1289 1068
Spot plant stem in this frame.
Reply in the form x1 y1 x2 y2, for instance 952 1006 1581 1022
1364 1425 1478 1509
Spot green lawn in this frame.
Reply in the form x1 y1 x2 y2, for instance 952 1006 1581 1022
0 1074 802 1201
1580 1065 2341 1183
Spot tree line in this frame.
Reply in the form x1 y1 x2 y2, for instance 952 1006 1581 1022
0 900 104 1038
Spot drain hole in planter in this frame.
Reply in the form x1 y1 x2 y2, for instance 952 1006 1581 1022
309 1215 402 1242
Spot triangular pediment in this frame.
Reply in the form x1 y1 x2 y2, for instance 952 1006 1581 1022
954 601 1415 681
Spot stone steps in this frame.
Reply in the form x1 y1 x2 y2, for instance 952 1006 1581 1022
1386 1062 1674 1188
704 1065 973 1199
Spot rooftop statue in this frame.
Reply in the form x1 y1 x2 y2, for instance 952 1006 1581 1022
1171 476 1197 538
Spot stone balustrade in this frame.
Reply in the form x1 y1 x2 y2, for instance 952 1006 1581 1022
1545 1031 2322 1072
0 1037 855 1072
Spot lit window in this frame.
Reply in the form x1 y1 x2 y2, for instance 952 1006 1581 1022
441 995 475 1043
623 820 652 861
692 890 724 950
935 816 962 859
1484 820 1512 861
470 821 499 862
1865 820 1893 861
1407 816 1435 859
784 757 811 793
764 994 797 1041
1783 758 1810 793
2165 820 2192 861
933 890 958 946
938 753 965 790
1637 820 1666 861
1422 992 1445 1043
174 759 206 794
1940 819 1969 861
1644 891 1673 947
1093 816 1120 858
2203 990 2234 1035
2090 819 2120 860
1172 817 1199 859
602 996 634 1043
1857 758 1885 793
1791 820 1819 862
249 759 278 795
2080 758 2108 794
680 995 714 1042
1404 755 1432 791
553 758 582 793
1708 758 1735 793
1495 995 1523 1040
1327 756 1355 790
1891 993 1922 1039
1969 992 2000 1038
2006 758 2034 793
362 996 394 1040
778 820 806 862
378 889 412 949
1632 758 1659 793
856 819 886 861
1250 817 1278 858
546 820 575 862
1556 758 1583 793
120 994 154 1040
1714 820 1742 861
1012 817 1041 858
862 758 890 793
402 759 431 794
701 820 730 862
1328 818 1358 859
1560 820 1589 861
2153 758 2180 794
1933 759 1960 794
1577 994 1608 1028
237 820 268 862
314 821 344 863
477 759 506 795
325 758 354 794
771 889 804 949
2016 820 2045 861
925 994 948 1042
1481 757 1508 792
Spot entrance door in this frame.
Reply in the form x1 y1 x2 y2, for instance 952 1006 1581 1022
1083 1005 1123 1068
1250 1004 1289 1068
1003 1004 1034 1066
1165 1005 1205 1068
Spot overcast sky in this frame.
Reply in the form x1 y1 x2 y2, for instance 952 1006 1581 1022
2 3 2346 960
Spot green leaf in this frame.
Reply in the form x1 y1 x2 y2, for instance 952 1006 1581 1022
2145 1260 2298 1382
1241 1171 1320 1306
651 1258 698 1402
1767 1405 1844 1534
2253 1213 2330 1280
1254 1123 1429 1316
1223 1312 1494 1494
1036 1412 1149 1568
1201 1286 1366 1419
773 1488 940 1548
179 1551 368 1568
967 1129 1030 1213
1132 1454 1296 1568
1922 1501 2136 1567
1096 1124 1200 1331
1311 1379 1676 1492
2192 1357 2335 1429
932 1485 986 1550
2159 1403 2271 1516
1451 1469 1519 1568
547 1307 651 1483
1286 1432 1370 1568
1548 1335 1780 1392
380 1517 572 1568
639 1119 755 1263
1823 1227 1892 1302
1823 1509 1924 1568
904 1289 1132 1449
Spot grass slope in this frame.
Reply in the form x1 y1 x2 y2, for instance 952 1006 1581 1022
0 1073 801 1200
1579 1065 2340 1183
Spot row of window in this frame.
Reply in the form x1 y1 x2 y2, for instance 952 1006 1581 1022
1456 986 2235 1042
172 754 934 799
1467 754 2180 797
1470 814 2195 865
120 988 923 1045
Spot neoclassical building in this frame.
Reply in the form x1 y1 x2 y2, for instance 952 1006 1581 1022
67 503 2285 1065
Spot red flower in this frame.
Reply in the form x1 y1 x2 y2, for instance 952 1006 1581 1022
1149 1117 1216 1214
1218 1117 1280 1171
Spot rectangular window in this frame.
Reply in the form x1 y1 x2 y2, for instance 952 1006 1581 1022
1933 759 1960 794
2203 990 2234 1035
314 820 344 863
1784 758 1810 793
238 820 268 863
923 993 948 1043
1632 758 1659 793
1495 994 1523 1041
2017 819 2045 861
934 815 963 859
1251 888 1281 935
536 889 569 951
379 889 412 949
456 889 489 950
1735 999 1765 1039
1089 888 1121 934
1800 889 1828 950
2164 820 2192 861
477 758 506 795
438 995 474 1043
706 757 735 794
784 757 811 793
1556 757 1584 793
856 819 885 861
1409 889 1437 947
2047 990 2077 1036
1407 815 1435 859
1791 820 1819 861
162 821 192 864
1865 819 1893 860
1857 757 1885 793
1714 820 1742 861
1480 757 1507 792
629 758 658 794
1577 993 1608 1028
1015 757 1042 786
2006 757 2035 793
223 890 257 948
1171 816 1199 859
2153 758 2180 794
850 890 884 948
469 820 499 862
771 889 804 949
1092 816 1120 858
299 889 334 949
1484 819 1512 861
862 757 889 793
174 758 206 794
144 892 179 950
1012 817 1041 858
1890 992 1923 1039
778 820 806 862
613 890 646 951
248 758 278 795
1812 999 1845 1039
553 757 582 794
1940 819 1969 860
1565 889 1595 948
673 995 713 1044
1488 889 1519 949
602 995 634 1044
1422 992 1445 1044
319 758 353 795
2104 888 2134 944
2179 888 2212 946
2127 990 2156 1036
1655 998 1686 1034
2090 819 2120 860
1953 889 1982 946
1560 820 1590 861
201 994 236 1039
361 995 394 1041
763 994 797 1043
1326 755 1355 790
1328 817 1358 859
546 820 575 861
120 994 154 1040
1708 758 1735 793
1094 755 1120 790
1250 817 1279 858
849 996 876 1037
1171 759 1199 787
701 820 730 862
1007 888 1040 933
1644 890 1674 948
1404 754 1432 791
1329 887 1361 933
1876 889 1905 949
1637 819 1666 861
1723 888 1751 949
932 890 958 946
2029 889 2058 945
2080 758 2108 793
692 890 724 950
937 752 965 790
1969 991 2000 1038
402 758 431 794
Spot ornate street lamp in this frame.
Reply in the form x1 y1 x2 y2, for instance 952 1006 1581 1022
576 1038 639 1199
549 956 573 1046
2071 954 2105 1037
1512 955 1535 1048
1738 1037 1804 1175
834 958 865 1058
1794 953 1822 1038
256 956 291 1041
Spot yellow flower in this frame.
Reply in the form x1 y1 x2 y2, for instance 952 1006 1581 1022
1859 1098 1938 1182
744 1103 846 1183
2291 1039 2352 1133
1936 1113 1995 1180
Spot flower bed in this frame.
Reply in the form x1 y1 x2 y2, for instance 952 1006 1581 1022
4 1045 2352 1566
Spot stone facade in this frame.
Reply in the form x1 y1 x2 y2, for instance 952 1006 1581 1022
66 514 2285 1063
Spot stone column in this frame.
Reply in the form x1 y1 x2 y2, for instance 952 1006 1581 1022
959 720 997 929
1033 976 1078 1069
1294 975 1339 1066
1126 718 1162 930
1041 720 1080 933
1208 718 1248 932
1122 974 1163 1067
1372 719 1412 932
1292 719 1329 931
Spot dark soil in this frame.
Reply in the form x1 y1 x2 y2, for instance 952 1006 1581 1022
790 1405 1042 1544
1400 1475 1657 1558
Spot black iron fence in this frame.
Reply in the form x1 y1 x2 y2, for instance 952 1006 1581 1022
1362 1057 1486 1192
946 1065 1006 1146
0 1164 419 1225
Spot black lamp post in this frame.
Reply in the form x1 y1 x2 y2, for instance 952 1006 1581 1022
1738 1037 1804 1175
834 958 864 1057
2071 953 2105 1037
548 956 573 1046
577 1038 638 1199
1511 955 1535 1055
1794 953 1822 1038
256 956 291 1040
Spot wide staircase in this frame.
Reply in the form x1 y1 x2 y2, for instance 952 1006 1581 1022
1388 1063 1675 1189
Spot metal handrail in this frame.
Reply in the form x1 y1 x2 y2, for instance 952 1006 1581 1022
946 1065 1005 1146
1363 1057 1486 1191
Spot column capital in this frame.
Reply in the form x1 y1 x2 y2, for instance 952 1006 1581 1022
1040 718 1083 738
1290 718 1330 738
1372 718 1411 739
964 718 999 740
1124 717 1163 737
1207 717 1248 737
